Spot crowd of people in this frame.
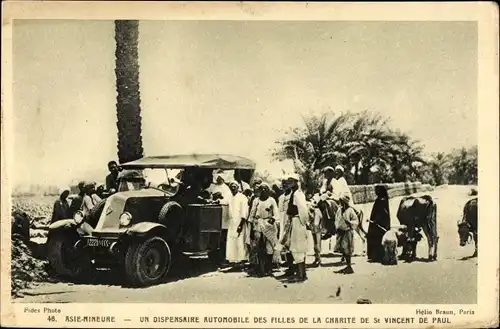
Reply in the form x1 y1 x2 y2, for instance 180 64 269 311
49 159 395 284
216 164 395 283
217 171 311 283
50 181 105 224
50 161 121 224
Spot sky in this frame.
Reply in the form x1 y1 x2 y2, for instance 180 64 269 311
11 20 477 187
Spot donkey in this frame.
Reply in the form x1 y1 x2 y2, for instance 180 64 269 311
308 195 367 261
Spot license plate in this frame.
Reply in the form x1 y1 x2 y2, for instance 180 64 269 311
86 238 111 248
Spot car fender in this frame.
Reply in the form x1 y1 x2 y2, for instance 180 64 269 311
48 219 93 237
48 219 77 231
125 222 168 238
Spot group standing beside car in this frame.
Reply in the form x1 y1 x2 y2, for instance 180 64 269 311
49 157 395 285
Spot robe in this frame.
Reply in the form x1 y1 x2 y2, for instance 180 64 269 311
337 176 354 206
51 199 71 223
208 183 232 229
367 197 391 262
81 195 96 217
320 178 341 200
250 197 279 254
334 206 358 256
226 192 249 262
277 190 292 242
288 189 309 262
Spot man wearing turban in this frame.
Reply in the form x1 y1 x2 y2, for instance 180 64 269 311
247 183 279 277
226 181 249 266
284 173 310 283
333 193 359 274
335 165 354 207
207 171 233 266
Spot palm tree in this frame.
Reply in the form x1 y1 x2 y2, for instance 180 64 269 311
447 147 477 185
342 111 395 184
387 131 425 182
114 20 144 164
429 152 449 185
272 113 353 194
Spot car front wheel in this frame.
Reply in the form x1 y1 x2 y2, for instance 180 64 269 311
125 236 172 287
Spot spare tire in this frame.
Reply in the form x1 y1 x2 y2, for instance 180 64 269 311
158 202 184 244
87 199 106 228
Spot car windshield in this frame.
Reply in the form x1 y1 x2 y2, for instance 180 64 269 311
117 168 183 195
143 168 183 194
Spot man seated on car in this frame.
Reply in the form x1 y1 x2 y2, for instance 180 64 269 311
105 160 121 193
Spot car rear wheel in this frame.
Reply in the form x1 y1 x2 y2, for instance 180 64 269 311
46 233 92 280
125 236 172 287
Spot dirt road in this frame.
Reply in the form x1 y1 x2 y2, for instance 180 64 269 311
14 185 477 304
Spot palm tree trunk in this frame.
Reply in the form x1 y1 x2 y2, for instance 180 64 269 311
114 20 144 164
354 163 360 185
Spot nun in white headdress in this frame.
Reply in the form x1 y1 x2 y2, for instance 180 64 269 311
208 172 232 205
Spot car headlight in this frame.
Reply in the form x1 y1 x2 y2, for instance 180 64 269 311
74 211 84 224
119 212 132 227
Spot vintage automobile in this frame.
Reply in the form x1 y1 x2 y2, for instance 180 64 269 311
46 154 255 286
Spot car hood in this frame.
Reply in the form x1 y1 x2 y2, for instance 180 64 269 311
93 188 168 234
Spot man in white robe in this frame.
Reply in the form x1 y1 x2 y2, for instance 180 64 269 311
335 165 354 207
207 172 232 266
286 173 310 283
226 181 249 266
320 166 341 201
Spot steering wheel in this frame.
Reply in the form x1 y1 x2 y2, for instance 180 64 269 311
157 183 170 191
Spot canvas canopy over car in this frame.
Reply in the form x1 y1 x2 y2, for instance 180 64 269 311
119 154 256 170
